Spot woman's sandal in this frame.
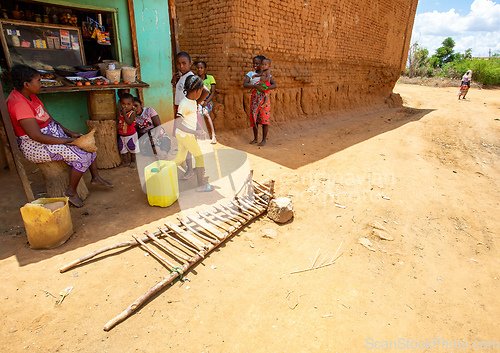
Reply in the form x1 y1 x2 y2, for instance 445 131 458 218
195 184 214 192
64 193 84 208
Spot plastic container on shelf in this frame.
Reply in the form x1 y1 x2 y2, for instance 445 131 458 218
97 63 109 76
106 69 121 83
145 160 179 207
122 66 137 83
20 197 73 249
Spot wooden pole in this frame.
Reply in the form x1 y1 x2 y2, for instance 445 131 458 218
0 118 15 170
126 0 143 103
0 79 35 202
60 234 155 273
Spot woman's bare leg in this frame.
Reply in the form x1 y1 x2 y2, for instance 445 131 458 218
89 161 114 187
65 168 85 207
250 125 258 144
258 125 268 146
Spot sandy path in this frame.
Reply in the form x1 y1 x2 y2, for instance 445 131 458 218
0 84 499 352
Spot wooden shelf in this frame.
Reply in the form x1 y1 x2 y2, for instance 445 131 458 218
40 81 149 93
7 47 80 52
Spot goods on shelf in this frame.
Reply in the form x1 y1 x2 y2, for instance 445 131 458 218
41 79 64 87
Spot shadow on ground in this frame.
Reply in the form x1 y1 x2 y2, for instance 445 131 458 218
0 105 433 266
218 106 434 170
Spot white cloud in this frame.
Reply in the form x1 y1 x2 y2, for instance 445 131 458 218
411 0 500 57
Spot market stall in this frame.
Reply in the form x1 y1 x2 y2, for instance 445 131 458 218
0 0 175 203
0 0 151 170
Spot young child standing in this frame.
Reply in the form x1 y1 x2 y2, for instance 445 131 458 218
252 58 271 105
196 61 217 144
173 75 213 192
117 93 139 167
171 52 209 178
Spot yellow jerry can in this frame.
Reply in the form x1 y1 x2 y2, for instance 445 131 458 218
145 160 179 207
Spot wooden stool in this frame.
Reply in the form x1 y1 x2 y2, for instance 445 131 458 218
37 161 89 200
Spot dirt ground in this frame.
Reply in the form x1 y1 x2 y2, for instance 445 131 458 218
1 83 499 352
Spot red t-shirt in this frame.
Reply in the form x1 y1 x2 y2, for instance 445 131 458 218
118 110 136 136
6 90 51 137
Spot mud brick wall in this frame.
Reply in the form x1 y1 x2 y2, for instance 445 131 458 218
175 0 418 130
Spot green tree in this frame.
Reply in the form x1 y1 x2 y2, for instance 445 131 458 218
431 37 456 67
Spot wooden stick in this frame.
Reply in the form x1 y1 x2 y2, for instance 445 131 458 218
203 207 242 227
238 197 263 213
237 197 263 214
252 178 269 191
176 217 219 245
145 231 192 263
103 197 267 331
230 200 258 216
186 215 226 240
157 227 199 253
234 174 251 198
218 203 251 222
197 212 234 233
213 204 246 224
242 195 267 210
233 171 252 199
165 221 207 251
253 184 274 198
132 234 177 269
59 234 156 273
253 193 268 206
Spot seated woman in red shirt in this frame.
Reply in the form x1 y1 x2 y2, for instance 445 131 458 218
6 64 113 207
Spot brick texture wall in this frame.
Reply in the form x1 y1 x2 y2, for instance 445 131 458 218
175 0 418 130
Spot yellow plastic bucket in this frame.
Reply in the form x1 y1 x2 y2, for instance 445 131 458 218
145 160 179 207
20 197 73 249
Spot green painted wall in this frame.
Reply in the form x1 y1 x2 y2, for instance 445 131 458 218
2 0 174 133
133 0 174 123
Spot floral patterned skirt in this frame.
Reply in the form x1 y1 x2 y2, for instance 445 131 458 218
17 121 96 173
250 90 270 126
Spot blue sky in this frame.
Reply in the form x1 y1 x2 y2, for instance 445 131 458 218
411 0 500 57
